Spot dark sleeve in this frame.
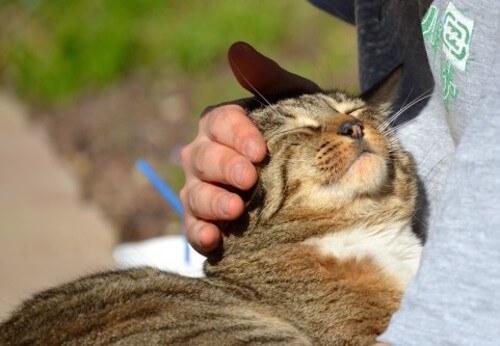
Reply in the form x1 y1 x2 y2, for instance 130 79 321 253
308 0 434 126
308 0 355 25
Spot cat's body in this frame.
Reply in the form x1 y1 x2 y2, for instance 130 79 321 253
0 69 422 345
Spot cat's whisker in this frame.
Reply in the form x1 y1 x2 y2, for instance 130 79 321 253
379 86 419 131
392 87 433 120
228 55 272 108
250 96 287 120
227 54 288 121
251 97 268 108
381 116 423 135
399 86 416 115
378 90 433 132
422 153 453 188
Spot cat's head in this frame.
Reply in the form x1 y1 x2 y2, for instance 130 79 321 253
243 67 417 230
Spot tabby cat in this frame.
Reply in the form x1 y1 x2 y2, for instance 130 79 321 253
0 67 422 345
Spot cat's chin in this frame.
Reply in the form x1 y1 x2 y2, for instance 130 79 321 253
340 152 388 193
310 153 388 206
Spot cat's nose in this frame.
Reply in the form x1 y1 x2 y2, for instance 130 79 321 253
338 120 364 141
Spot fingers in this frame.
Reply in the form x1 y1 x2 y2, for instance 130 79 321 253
189 140 258 189
182 181 244 221
200 104 266 163
228 41 321 97
181 104 266 255
184 215 221 254
180 182 244 254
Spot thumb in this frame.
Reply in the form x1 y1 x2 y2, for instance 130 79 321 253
228 42 320 99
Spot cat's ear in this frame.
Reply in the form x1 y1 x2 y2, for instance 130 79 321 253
361 65 403 117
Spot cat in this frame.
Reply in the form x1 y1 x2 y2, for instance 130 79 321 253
0 67 422 345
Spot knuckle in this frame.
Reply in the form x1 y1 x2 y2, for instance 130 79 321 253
187 182 204 215
180 146 191 169
205 110 224 136
191 145 209 177
185 221 200 247
179 187 188 205
210 196 221 218
198 114 209 131
184 217 195 238
201 102 226 115
200 106 211 117
222 103 245 114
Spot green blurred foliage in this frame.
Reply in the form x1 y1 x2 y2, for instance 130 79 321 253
0 0 338 104
0 0 359 236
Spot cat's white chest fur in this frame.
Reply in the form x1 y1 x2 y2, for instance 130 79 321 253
303 223 422 289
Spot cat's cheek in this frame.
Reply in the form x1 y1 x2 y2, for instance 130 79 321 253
342 154 388 193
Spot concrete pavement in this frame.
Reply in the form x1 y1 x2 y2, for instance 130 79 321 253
0 92 116 320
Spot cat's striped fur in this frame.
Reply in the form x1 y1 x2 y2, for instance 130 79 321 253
0 68 422 345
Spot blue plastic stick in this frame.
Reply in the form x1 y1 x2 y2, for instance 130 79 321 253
135 159 190 265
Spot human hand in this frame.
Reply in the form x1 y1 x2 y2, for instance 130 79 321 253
180 42 319 254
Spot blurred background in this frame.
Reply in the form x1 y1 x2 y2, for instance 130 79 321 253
0 0 357 318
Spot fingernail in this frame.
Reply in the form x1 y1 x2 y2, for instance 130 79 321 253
232 164 247 187
244 139 261 161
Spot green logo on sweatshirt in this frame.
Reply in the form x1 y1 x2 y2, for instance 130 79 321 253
441 60 458 109
442 2 474 71
422 5 441 51
421 2 474 110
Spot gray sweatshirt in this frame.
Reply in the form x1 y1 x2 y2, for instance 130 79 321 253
310 0 500 344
